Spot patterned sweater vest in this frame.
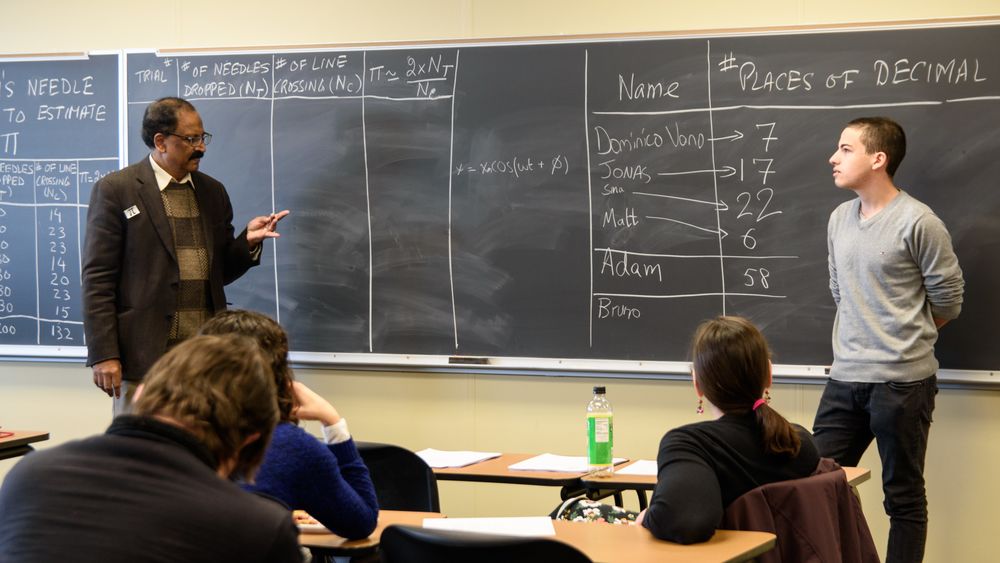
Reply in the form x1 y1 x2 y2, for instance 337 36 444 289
161 182 211 349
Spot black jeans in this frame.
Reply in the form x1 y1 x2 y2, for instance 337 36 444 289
812 375 937 563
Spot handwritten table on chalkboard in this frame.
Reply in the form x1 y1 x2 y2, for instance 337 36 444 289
121 21 1000 376
0 54 119 352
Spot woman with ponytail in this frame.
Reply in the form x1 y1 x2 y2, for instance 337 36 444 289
640 316 820 544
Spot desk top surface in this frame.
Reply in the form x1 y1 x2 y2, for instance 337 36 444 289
300 510 774 562
0 430 49 449
298 510 441 551
552 520 774 563
579 462 871 489
433 452 590 486
433 451 870 490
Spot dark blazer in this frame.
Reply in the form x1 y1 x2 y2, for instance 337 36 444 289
82 158 258 381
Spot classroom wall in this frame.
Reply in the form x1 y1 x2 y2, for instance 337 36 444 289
3 2 999 562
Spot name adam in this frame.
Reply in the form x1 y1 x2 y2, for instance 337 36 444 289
600 249 662 281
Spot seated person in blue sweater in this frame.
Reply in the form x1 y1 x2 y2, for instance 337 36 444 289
200 310 379 539
639 316 820 544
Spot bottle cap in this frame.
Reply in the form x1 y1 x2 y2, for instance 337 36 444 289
593 386 606 394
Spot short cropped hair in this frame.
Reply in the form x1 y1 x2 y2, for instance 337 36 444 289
132 334 278 480
847 116 907 178
141 97 197 149
199 310 298 424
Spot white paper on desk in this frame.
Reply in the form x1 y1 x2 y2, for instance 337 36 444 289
423 516 556 537
507 453 627 473
615 459 658 476
415 448 501 468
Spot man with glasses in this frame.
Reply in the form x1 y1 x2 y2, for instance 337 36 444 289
82 97 290 414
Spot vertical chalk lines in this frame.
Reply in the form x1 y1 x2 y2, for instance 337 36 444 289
706 40 727 315
447 51 461 350
270 54 281 324
361 50 458 351
362 52 372 352
585 49 594 348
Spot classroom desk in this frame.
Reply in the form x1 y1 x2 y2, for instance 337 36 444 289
843 466 871 487
433 452 631 504
580 462 872 510
300 509 775 562
299 510 442 557
581 462 871 488
0 430 49 462
434 453 592 488
433 452 870 511
551 520 775 563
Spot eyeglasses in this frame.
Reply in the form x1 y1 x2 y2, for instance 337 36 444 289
165 131 213 147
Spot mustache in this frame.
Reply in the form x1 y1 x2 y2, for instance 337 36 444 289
190 150 205 160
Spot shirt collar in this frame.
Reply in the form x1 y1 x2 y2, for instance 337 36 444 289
149 154 194 191
107 414 218 470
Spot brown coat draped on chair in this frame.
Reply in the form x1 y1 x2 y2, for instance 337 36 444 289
721 457 880 563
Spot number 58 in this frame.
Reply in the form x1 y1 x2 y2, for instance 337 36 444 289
743 267 771 289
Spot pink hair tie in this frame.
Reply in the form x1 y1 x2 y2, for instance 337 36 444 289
752 398 767 411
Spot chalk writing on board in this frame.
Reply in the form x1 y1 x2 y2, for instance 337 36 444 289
589 41 807 342
453 154 570 178
118 24 1000 373
872 58 985 86
0 54 119 347
618 73 680 100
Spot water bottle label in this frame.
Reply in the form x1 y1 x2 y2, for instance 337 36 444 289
593 417 610 442
587 414 613 465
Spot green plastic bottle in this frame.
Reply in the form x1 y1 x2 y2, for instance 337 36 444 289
586 385 614 475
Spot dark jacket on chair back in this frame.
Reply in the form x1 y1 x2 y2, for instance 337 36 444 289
720 457 880 563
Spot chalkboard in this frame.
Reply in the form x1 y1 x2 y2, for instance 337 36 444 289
0 53 120 356
120 21 1000 376
5 36 996 382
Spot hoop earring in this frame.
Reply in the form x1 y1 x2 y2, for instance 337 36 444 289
696 398 704 415
764 389 772 404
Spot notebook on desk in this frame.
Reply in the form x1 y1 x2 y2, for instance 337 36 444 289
416 448 502 468
507 453 628 473
423 516 556 537
615 459 657 476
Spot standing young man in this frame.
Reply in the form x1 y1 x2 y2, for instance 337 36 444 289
813 117 964 562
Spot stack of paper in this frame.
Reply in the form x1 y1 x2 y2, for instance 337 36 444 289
415 448 501 468
615 459 658 476
507 453 627 473
423 516 556 537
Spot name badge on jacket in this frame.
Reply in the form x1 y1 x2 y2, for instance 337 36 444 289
123 205 140 219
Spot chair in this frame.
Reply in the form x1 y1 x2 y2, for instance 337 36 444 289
378 524 592 563
354 441 440 512
720 458 879 563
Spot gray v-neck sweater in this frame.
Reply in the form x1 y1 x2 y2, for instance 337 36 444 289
827 190 964 382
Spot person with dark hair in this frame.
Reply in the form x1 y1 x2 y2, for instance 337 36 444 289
82 96 290 414
814 116 964 562
639 316 820 544
0 335 302 563
199 309 379 540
